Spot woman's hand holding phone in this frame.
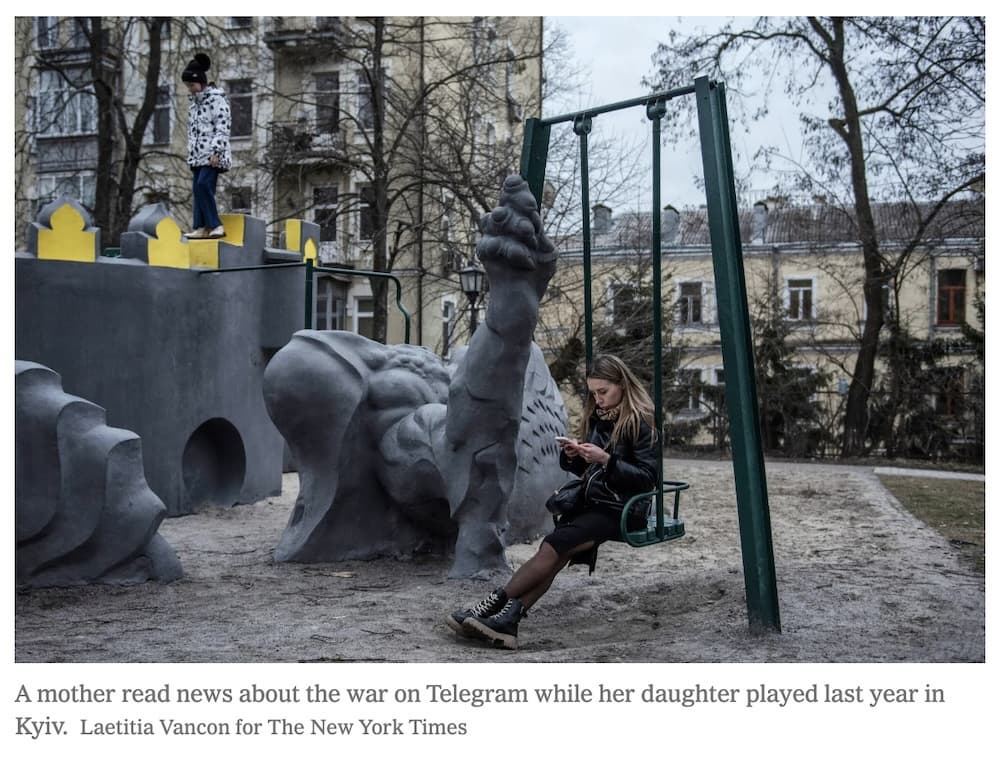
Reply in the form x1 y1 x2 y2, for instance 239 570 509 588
556 436 580 457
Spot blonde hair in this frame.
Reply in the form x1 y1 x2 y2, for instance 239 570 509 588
578 354 656 448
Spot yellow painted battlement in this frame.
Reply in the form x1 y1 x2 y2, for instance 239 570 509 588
147 216 190 269
36 203 99 263
283 219 318 262
26 199 320 271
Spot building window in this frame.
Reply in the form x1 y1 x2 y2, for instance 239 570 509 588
357 72 374 130
230 186 252 214
67 18 89 48
37 67 97 136
149 85 171 144
936 269 966 326
931 367 965 416
441 299 457 358
607 282 639 327
313 187 338 242
36 17 58 49
144 189 170 206
316 17 342 33
786 278 814 321
314 73 340 134
472 16 498 82
862 282 894 324
678 281 703 326
228 17 253 29
358 186 375 240
676 369 702 413
353 296 374 338
37 172 97 212
228 79 253 138
315 277 345 330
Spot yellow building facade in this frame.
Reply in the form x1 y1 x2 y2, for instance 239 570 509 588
540 200 985 456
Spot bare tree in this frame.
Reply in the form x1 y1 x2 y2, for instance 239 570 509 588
21 17 174 245
258 17 549 344
644 16 985 456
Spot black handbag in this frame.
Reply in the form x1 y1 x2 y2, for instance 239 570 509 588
545 478 583 515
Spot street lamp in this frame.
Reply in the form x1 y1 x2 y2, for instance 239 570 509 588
459 264 486 334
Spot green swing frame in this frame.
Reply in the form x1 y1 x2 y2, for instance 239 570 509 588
520 78 781 632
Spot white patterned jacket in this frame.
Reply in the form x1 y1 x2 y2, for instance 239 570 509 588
186 85 232 171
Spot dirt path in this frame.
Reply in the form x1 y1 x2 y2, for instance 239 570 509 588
14 459 984 662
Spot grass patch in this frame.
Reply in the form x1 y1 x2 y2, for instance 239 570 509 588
878 476 985 574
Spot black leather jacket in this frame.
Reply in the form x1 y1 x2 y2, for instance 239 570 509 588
559 413 658 515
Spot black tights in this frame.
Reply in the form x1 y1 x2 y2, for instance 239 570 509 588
503 540 594 609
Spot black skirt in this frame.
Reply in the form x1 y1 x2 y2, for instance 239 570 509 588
542 508 621 573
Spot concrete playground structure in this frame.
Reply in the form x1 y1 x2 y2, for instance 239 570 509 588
264 175 566 577
16 198 316 517
15 360 183 587
15 188 566 582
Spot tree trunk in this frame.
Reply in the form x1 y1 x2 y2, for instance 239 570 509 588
89 17 117 242
114 19 164 246
810 17 885 457
370 17 389 344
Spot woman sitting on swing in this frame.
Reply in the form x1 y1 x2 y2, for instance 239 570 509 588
446 353 658 649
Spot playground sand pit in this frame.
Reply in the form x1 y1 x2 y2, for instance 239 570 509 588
14 459 984 663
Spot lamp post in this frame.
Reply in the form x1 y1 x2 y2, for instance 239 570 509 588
459 264 486 335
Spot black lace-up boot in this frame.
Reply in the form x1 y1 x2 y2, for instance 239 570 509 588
446 587 507 636
461 597 526 650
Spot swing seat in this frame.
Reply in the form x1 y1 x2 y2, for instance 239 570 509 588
619 481 688 547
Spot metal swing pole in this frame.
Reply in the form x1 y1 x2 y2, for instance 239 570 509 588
647 98 667 533
695 76 780 633
573 114 594 370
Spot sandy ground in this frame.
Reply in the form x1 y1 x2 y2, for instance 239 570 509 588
14 458 985 663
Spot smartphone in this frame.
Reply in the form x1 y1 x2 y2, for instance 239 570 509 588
555 436 574 444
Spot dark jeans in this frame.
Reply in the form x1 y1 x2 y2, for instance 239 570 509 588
191 165 221 229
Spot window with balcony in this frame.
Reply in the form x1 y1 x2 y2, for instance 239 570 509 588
228 79 253 138
677 281 703 326
37 67 97 137
313 187 338 242
936 269 967 326
786 277 814 321
314 73 340 134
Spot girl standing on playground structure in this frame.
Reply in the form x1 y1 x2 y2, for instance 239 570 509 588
181 53 231 240
446 354 658 649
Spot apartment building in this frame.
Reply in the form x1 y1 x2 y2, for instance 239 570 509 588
14 16 543 351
